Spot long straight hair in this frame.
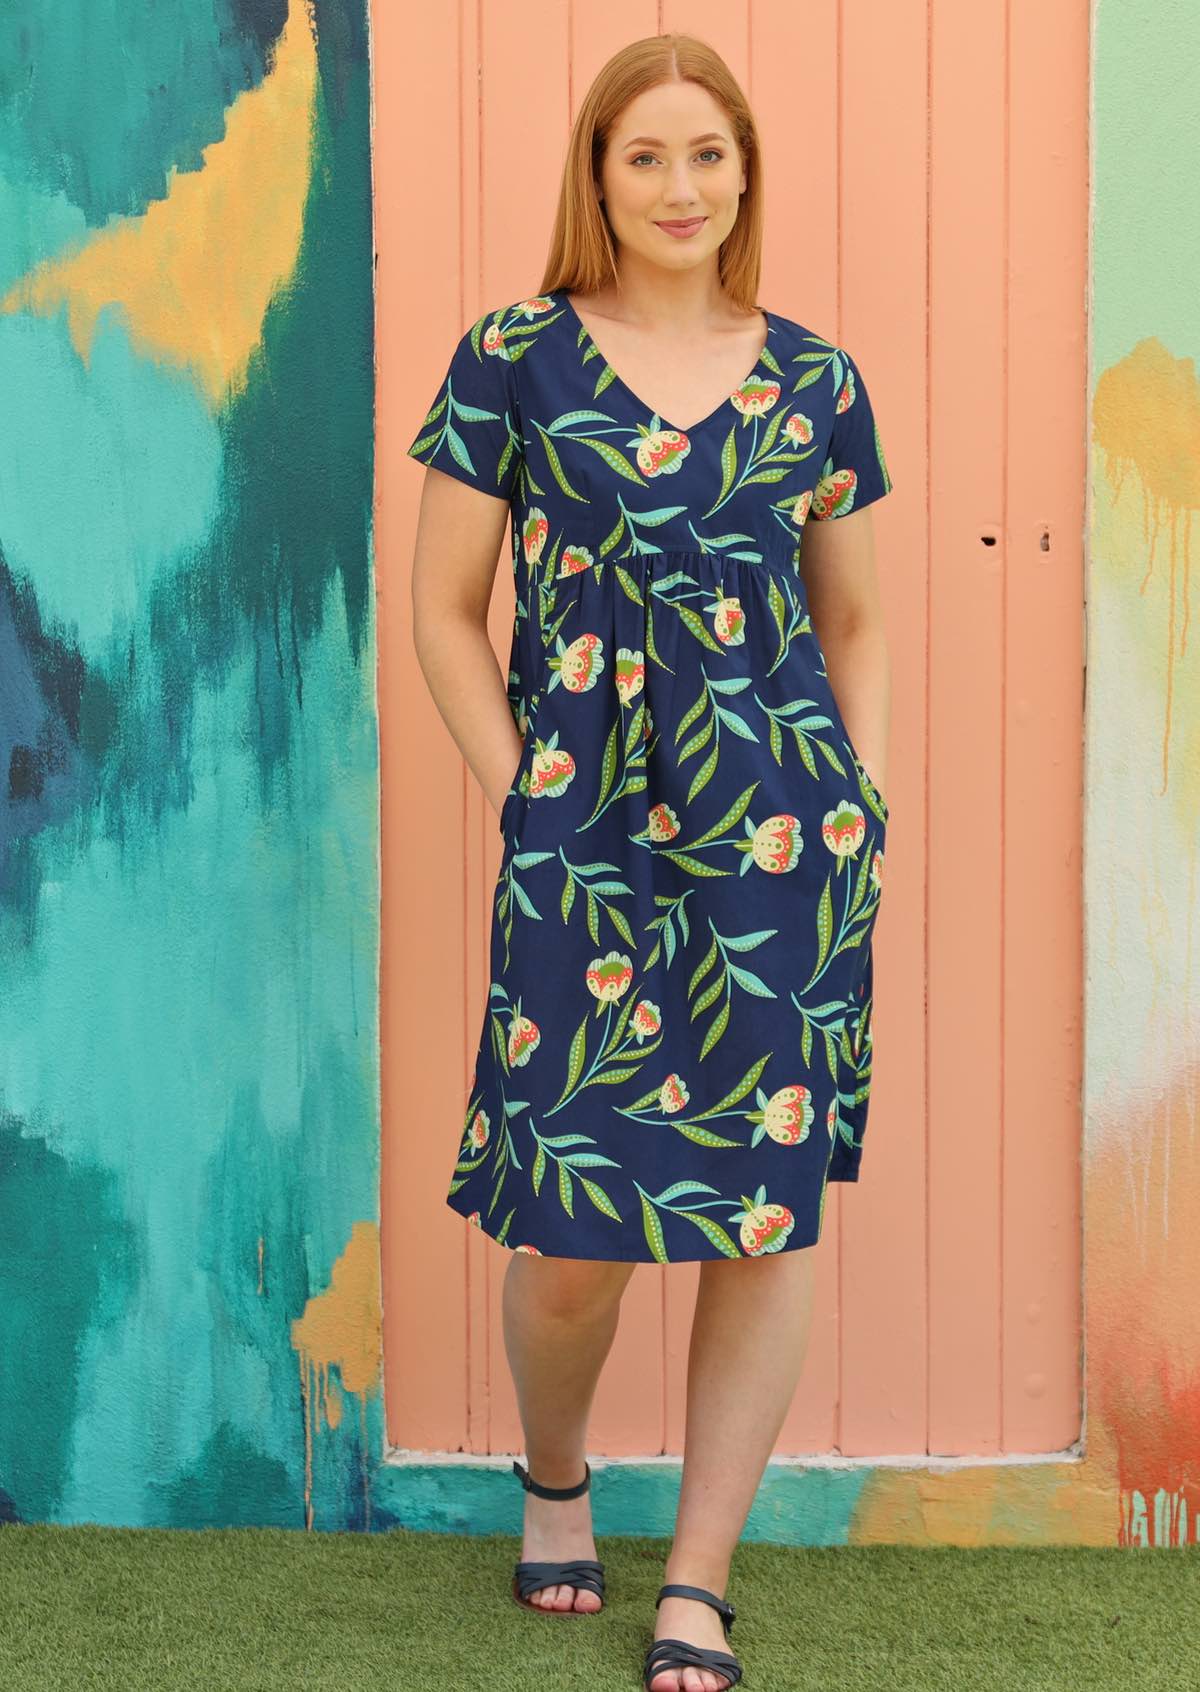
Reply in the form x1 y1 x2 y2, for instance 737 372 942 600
539 33 765 314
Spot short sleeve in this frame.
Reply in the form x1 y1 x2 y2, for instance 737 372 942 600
809 347 894 520
405 313 523 501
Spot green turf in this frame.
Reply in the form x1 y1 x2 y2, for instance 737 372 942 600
0 1525 1196 1690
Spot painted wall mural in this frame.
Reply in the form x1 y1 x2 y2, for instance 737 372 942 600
0 0 383 1529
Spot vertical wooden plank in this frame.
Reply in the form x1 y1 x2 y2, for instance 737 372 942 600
926 0 1008 1455
1003 0 1087 1452
836 0 930 1457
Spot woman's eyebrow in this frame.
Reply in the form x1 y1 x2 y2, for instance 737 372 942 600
620 132 728 148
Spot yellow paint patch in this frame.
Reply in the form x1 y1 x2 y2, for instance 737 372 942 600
291 1220 382 1528
851 1453 1118 1546
0 0 317 409
1092 338 1200 792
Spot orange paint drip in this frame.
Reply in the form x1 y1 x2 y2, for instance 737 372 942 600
1092 338 1200 793
291 1221 382 1530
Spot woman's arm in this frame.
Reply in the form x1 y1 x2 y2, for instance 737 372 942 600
798 505 893 802
410 464 523 819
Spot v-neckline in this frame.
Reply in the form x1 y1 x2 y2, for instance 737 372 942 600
559 290 774 438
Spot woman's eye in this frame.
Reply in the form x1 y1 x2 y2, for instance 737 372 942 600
631 150 724 167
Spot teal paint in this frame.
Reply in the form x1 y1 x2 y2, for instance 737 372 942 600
0 1114 139 1522
0 169 87 296
0 0 281 225
151 1422 296 1529
374 1462 874 1548
0 0 381 1530
0 307 222 658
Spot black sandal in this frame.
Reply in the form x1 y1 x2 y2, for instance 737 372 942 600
510 1458 606 1615
642 1582 743 1689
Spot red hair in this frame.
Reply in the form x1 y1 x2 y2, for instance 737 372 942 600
539 33 765 313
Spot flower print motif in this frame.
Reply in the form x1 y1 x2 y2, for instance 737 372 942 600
556 545 595 577
635 427 691 477
762 1083 815 1146
507 1010 541 1068
467 1210 483 1228
811 462 858 519
747 813 803 874
514 1243 543 1254
659 1072 690 1114
466 1107 490 1149
482 322 511 360
512 296 556 320
783 413 814 446
614 647 646 706
550 631 605 695
792 487 814 528
523 509 549 562
731 377 782 418
836 365 858 415
585 949 635 1003
826 1095 837 1141
647 801 681 842
821 802 867 859
528 735 576 799
870 848 883 889
732 1188 796 1255
711 588 745 646
631 1000 662 1040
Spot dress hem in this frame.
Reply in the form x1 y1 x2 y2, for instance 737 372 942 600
444 1188 835 1263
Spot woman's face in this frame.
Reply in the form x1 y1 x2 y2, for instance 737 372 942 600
597 79 747 276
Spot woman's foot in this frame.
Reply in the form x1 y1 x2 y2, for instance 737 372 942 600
519 1481 603 1612
648 1589 736 1692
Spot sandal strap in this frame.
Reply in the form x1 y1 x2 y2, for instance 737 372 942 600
655 1582 736 1632
513 1557 605 1600
643 1636 743 1687
512 1457 591 1499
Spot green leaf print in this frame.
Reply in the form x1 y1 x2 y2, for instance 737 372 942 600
674 604 726 653
533 423 588 502
690 1051 772 1120
577 436 647 484
640 1191 669 1263
580 1177 622 1221
678 1212 741 1259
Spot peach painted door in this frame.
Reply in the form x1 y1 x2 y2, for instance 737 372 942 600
377 0 1087 1462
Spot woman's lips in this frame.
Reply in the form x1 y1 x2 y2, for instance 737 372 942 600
655 217 707 239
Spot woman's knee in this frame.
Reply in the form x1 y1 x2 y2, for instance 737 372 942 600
510 1253 636 1320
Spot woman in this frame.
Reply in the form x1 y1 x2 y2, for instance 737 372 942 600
406 31 895 1692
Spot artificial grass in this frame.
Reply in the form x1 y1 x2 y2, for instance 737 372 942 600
0 1524 1196 1690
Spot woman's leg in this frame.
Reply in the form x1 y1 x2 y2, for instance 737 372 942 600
503 1251 637 1611
649 1247 818 1692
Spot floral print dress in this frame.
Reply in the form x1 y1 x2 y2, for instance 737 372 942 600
406 289 894 1263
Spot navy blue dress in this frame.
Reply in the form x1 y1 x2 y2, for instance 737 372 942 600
407 289 894 1262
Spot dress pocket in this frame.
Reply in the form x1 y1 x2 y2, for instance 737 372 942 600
497 667 548 839
803 624 890 822
846 744 890 823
